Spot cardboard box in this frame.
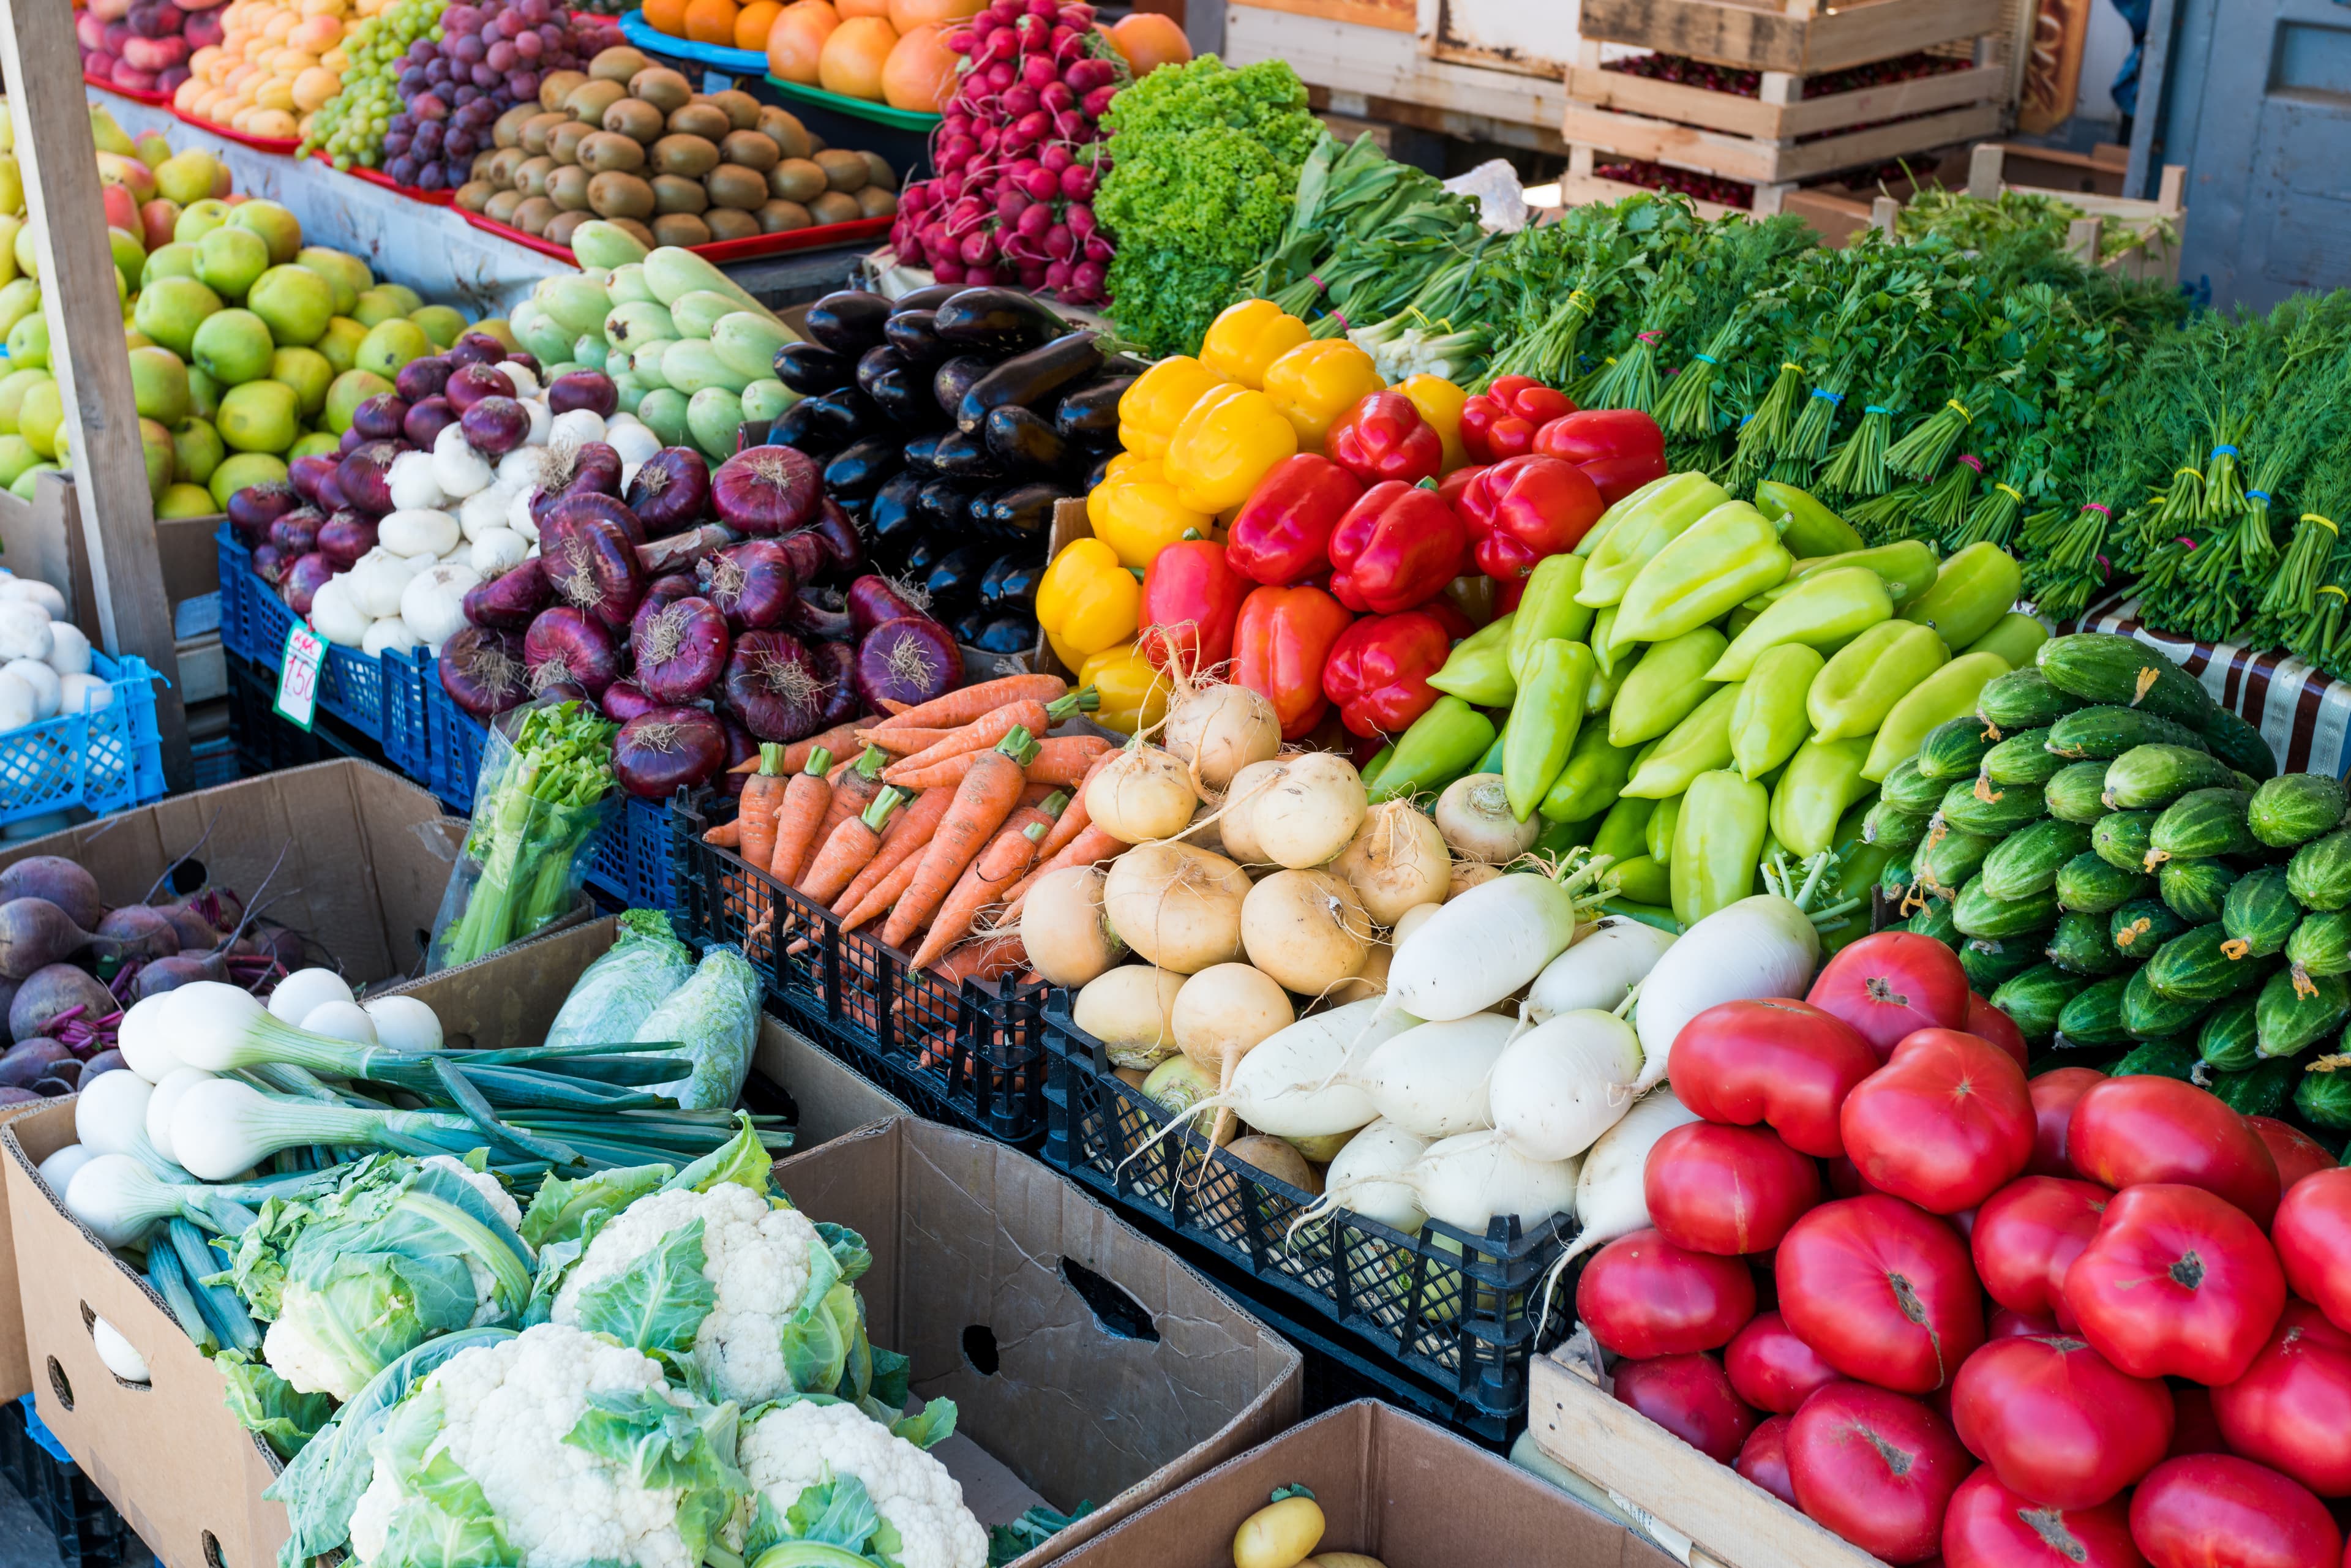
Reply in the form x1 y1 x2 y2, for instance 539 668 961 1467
1040 1398 1682 1568
0 920 907 1568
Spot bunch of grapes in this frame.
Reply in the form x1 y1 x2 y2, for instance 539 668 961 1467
379 0 599 190
304 0 447 171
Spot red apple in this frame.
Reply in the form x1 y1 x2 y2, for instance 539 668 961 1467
100 183 138 235
140 198 181 252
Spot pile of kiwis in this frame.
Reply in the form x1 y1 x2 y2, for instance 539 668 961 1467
456 45 900 250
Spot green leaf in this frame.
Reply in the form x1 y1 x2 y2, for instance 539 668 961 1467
371 1447 518 1568
786 1475 883 1550
888 1397 957 1452
812 1223 871 1284
566 1218 713 1358
1269 1484 1315 1502
986 1504 1095 1567
667 1111 778 1197
866 1348 910 1414
517 1161 673 1251
563 1384 745 1566
218 1351 336 1461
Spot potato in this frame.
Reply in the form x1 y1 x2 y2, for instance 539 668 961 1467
1224 1135 1320 1194
1234 1496 1325 1568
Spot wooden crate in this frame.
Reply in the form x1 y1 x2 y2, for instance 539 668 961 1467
1418 0 1575 79
1861 142 2188 284
1223 3 1568 151
1565 48 2011 141
1577 0 2006 73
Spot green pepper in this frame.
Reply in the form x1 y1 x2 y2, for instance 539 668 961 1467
1472 726 1506 778
1731 644 1824 781
1774 540 1941 608
1361 743 1396 793
1962 611 2047 670
1862 651 2011 781
1755 481 1869 557
1372 696 1496 803
1809 621 1950 742
1576 473 1678 559
1672 770 1769 925
1575 473 1733 606
1611 854 1672 906
1600 898 1682 933
1592 794 1654 865
1900 541 2024 652
1589 606 1624 677
1504 639 1597 820
1771 735 1876 858
1535 815 1595 857
1646 792 1682 865
1427 612 1517 707
1584 653 1630 718
1623 683 1743 800
1613 501 1794 647
1509 557 1596 684
1541 722 1637 823
1609 627 1730 747
1708 566 1893 681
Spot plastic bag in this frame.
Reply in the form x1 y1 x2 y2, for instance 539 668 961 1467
634 945 760 1111
545 909 693 1051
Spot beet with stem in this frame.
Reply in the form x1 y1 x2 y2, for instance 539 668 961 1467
10 967 113 1043
0 899 127 981
0 858 102 931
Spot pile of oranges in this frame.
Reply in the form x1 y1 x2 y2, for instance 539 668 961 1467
638 0 970 111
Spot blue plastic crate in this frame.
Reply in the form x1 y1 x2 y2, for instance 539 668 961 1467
212 524 252 662
217 524 430 755
377 644 433 782
0 650 165 829
424 662 489 813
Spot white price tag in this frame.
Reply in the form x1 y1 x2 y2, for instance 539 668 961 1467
275 621 326 731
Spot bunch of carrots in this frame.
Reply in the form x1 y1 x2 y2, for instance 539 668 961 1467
705 674 1125 986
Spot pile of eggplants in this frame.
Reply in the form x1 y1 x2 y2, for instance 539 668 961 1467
767 284 1139 656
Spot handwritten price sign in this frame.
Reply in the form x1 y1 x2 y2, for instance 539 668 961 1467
275 622 325 731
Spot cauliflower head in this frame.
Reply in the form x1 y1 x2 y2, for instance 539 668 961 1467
740 1399 987 1568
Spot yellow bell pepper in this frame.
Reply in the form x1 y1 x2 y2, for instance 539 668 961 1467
1087 457 1163 533
1163 383 1299 514
1200 299 1311 391
1262 339 1384 452
1117 356 1229 460
1092 478 1213 570
1102 450 1153 486
1399 373 1470 473
1080 640 1168 735
1036 538 1141 669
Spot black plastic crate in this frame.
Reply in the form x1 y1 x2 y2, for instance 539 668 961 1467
672 793 1049 1146
0 1396 138 1568
1040 996 1576 1433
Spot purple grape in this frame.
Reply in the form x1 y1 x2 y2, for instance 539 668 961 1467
450 31 483 62
387 155 419 184
503 70 536 99
454 82 482 104
511 28 541 58
418 162 448 190
446 127 476 157
426 56 451 82
445 4 479 30
485 39 515 69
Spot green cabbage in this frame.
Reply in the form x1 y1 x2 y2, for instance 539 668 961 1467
545 909 692 1051
634 943 759 1111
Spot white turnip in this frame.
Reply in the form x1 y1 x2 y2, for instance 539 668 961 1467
1385 855 1611 1022
1162 680 1280 792
1084 740 1198 844
1101 842 1250 974
1217 759 1286 865
1021 865 1125 986
1435 773 1539 863
1072 965 1183 1070
1251 752 1368 869
1331 801 1450 923
1523 918 1678 1026
1490 1010 1646 1161
1240 869 1371 997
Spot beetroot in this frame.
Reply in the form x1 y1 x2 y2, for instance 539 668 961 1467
282 552 334 615
810 498 868 574
269 508 323 558
462 557 555 631
80 1051 126 1081
0 860 100 931
529 442 624 523
352 394 410 442
523 606 622 699
460 396 528 456
846 574 930 638
405 396 458 450
154 901 220 950
699 541 801 632
710 446 820 536
601 679 659 722
547 371 619 418
9 967 113 1042
855 616 961 713
624 448 711 537
438 626 530 719
95 905 179 962
0 1038 72 1089
287 457 337 508
631 596 730 704
613 705 728 798
0 899 124 981
539 508 647 631
230 480 299 544
318 512 379 569
395 355 454 402
336 441 399 516
723 629 831 742
445 362 517 411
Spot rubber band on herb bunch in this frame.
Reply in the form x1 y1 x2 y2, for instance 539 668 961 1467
1819 400 1894 498
1953 453 2034 552
1782 357 1856 465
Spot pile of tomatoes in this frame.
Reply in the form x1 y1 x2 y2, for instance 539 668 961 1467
1577 929 2351 1568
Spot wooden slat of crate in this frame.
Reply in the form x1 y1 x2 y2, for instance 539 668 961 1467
1231 0 1414 30
1562 165 1747 219
1579 0 2007 73
1565 60 2009 140
1563 97 2007 184
1223 4 1568 148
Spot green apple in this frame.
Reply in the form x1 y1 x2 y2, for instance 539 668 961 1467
355 317 431 380
155 150 221 208
12 221 36 282
470 317 520 352
217 380 300 454
0 369 47 435
141 242 200 288
350 285 411 328
296 246 370 315
246 263 333 348
186 365 221 422
192 309 275 388
193 225 269 304
171 416 225 486
208 451 287 509
288 430 341 460
408 304 467 348
0 279 35 342
5 313 46 371
372 282 424 317
17 378 62 457
132 276 222 359
323 368 394 434
157 482 219 518
173 198 233 246
107 228 145 286
138 417 174 502
228 199 301 265
316 315 368 375
0 435 35 487
269 346 332 417
127 345 190 425
9 463 56 501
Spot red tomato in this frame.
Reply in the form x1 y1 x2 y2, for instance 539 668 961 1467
2128 1455 2341 1568
1966 991 2029 1067
1951 1334 2175 1508
1777 1195 1985 1393
2068 1076 2283 1228
1577 1228 1757 1359
1941 1468 2148 1568
2167 1382 2228 1457
1972 1176 2113 1326
1841 1029 2036 1214
2211 1301 2351 1496
2063 1184 2287 1386
1736 1414 1796 1506
1991 1306 2061 1340
1725 1310 1843 1414
2274 1169 2351 1334
1612 1352 1758 1463
1787 1381 1972 1564
2248 1117 2334 1192
1807 931 1972 1059
1645 1122 1823 1256
1825 1155 1886 1199
2029 1067 2107 1178
1667 998 1879 1157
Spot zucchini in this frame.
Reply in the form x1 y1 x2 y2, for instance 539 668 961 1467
2048 910 2130 975
2092 811 2161 872
2109 1036 2199 1080
1953 877 2061 940
2221 866 2301 959
2287 911 2351 978
2289 829 2351 912
1992 963 2073 1043
2297 1062 2351 1130
2055 852 2148 914
1917 717 2000 781
2037 632 2219 730
1980 819 2094 901
1960 936 2042 992
2249 773 2347 849
1978 668 2083 731
2102 745 2238 811
2123 964 2209 1039
1940 777 2050 837
2198 994 2262 1072
2203 707 2278 781
1982 729 2065 788
2044 761 2115 825
2045 704 2206 761
2146 789 2259 866
2255 967 2351 1059
1918 823 2000 898
2145 924 2254 1004
2112 896 2189 958
1863 798 1931 853
2159 858 2240 925
1880 756 1947 816
2058 974 2136 1047
2210 1057 2300 1119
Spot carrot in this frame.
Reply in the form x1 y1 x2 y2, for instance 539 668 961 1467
909 792 1067 970
832 787 953 914
840 853 922 934
1022 735 1116 786
728 721 862 776
999 822 1127 923
864 674 1068 734
732 743 794 877
703 817 742 848
1027 748 1115 863
928 932 1029 986
854 724 960 757
764 749 835 887
798 787 908 904
882 728 1040 950
887 689 1098 776
805 746 888 877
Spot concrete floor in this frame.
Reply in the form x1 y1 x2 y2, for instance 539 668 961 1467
0 1477 151 1568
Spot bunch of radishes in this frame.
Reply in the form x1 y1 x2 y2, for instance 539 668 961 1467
888 0 1124 304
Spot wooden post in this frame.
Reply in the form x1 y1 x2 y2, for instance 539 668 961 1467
0 7 189 789
1967 140 2004 199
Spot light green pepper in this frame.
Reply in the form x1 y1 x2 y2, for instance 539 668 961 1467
1540 722 1637 823
1646 792 1682 865
1472 726 1507 778
1623 682 1744 800
1755 479 1869 557
1861 651 2010 781
1576 473 1733 606
1730 644 1824 781
1809 621 1950 741
1575 472 1679 560
1504 639 1597 820
1708 566 1894 681
1611 854 1672 906
1771 735 1876 858
1589 606 1624 677
1900 541 2024 651
1509 557 1597 684
1772 540 1941 608
1592 794 1654 865
1671 770 1769 925
1609 627 1730 747
1427 612 1517 707
1962 610 2047 670
1373 696 1498 803
1361 743 1395 792
1585 652 1630 718
1613 501 1794 647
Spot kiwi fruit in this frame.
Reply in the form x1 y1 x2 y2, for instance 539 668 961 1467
588 45 650 83
546 164 593 211
486 146 528 186
854 186 898 219
807 131 828 155
579 130 648 173
703 164 768 212
711 129 774 174
703 208 760 241
520 112 568 155
667 102 730 141
756 198 811 233
768 158 825 203
566 78 629 122
493 103 538 149
456 181 497 214
545 210 592 248
651 133 721 179
484 188 526 224
585 171 656 220
651 173 710 214
547 121 594 165
813 149 869 194
857 151 896 192
651 212 712 247
808 190 861 226
630 66 692 114
602 97 666 144
609 216 658 249
514 155 556 197
512 195 560 236
539 70 588 111
756 107 811 161
706 89 761 130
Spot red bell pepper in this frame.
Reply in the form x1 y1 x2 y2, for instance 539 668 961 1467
1223 454 1365 587
1461 375 1577 463
1321 610 1453 738
1231 583 1355 740
1138 538 1251 678
1328 479 1466 615
1454 454 1607 584
1534 408 1670 505
1325 391 1443 486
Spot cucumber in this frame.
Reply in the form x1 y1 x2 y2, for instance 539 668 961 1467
2145 924 2255 1004
1960 936 2042 992
2232 770 2265 796
2103 746 2239 811
2210 1057 2300 1119
1862 799 1930 853
2289 828 2351 912
2158 858 2240 925
2297 1063 2351 1130
2045 705 2205 761
2255 967 2351 1059
2249 773 2347 849
1918 823 2000 898
2203 707 2278 781
1940 777 2049 837
2221 866 2301 959
2092 811 2160 872
2287 911 2351 978
2198 994 2262 1072
2058 974 2137 1046
2112 896 2189 958
2109 1036 2199 1080
1982 729 2065 788
1992 963 2073 1043
2055 852 2148 915
2044 761 2115 825
1880 857 1918 901
2146 789 2258 866
2048 910 2129 975
2038 632 2219 730
1980 819 2094 901
1880 756 1946 816
1916 717 2000 780
1908 898 1962 945
2123 964 2209 1039
1978 668 2083 732
1954 878 2062 940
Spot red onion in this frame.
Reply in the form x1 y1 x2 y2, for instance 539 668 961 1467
639 524 735 579
601 678 659 722
787 588 853 642
318 512 378 569
445 362 517 412
641 573 698 617
336 441 399 517
710 446 820 536
269 508 323 558
778 530 827 585
718 715 759 797
522 606 621 699
722 629 831 741
460 396 528 456
698 540 801 632
623 448 710 537
250 543 285 586
282 552 333 615
352 394 410 443
539 507 647 630
315 463 350 513
448 331 506 369
854 616 961 713
613 705 727 798
462 557 554 631
394 356 454 402
813 639 860 727
846 574 930 637
285 459 335 509
548 371 618 418
809 498 867 574
544 491 646 546
536 679 591 705
630 595 730 703
440 626 530 719
405 396 457 450
530 441 623 523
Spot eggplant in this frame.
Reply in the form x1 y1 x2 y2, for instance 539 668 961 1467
988 482 1070 537
855 344 906 400
890 283 963 313
983 404 1068 475
867 362 941 427
774 342 855 396
1101 353 1153 378
803 290 894 356
923 543 994 606
966 486 1005 536
932 354 996 419
822 436 901 500
932 428 1005 481
883 309 952 367
935 287 1066 355
1054 374 1135 440
800 388 885 445
1082 451 1116 492
903 531 952 582
970 615 1041 655
980 552 1042 610
767 399 849 460
915 476 972 533
950 606 991 645
869 470 925 548
902 432 947 473
956 332 1105 433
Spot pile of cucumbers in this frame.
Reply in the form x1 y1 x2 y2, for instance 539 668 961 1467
1868 631 2351 1135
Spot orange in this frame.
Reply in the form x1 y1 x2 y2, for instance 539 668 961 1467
888 0 980 31
1108 12 1190 75
643 0 691 36
837 0 892 14
817 14 895 97
882 23 957 111
683 0 740 45
765 0 838 82
734 0 782 49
